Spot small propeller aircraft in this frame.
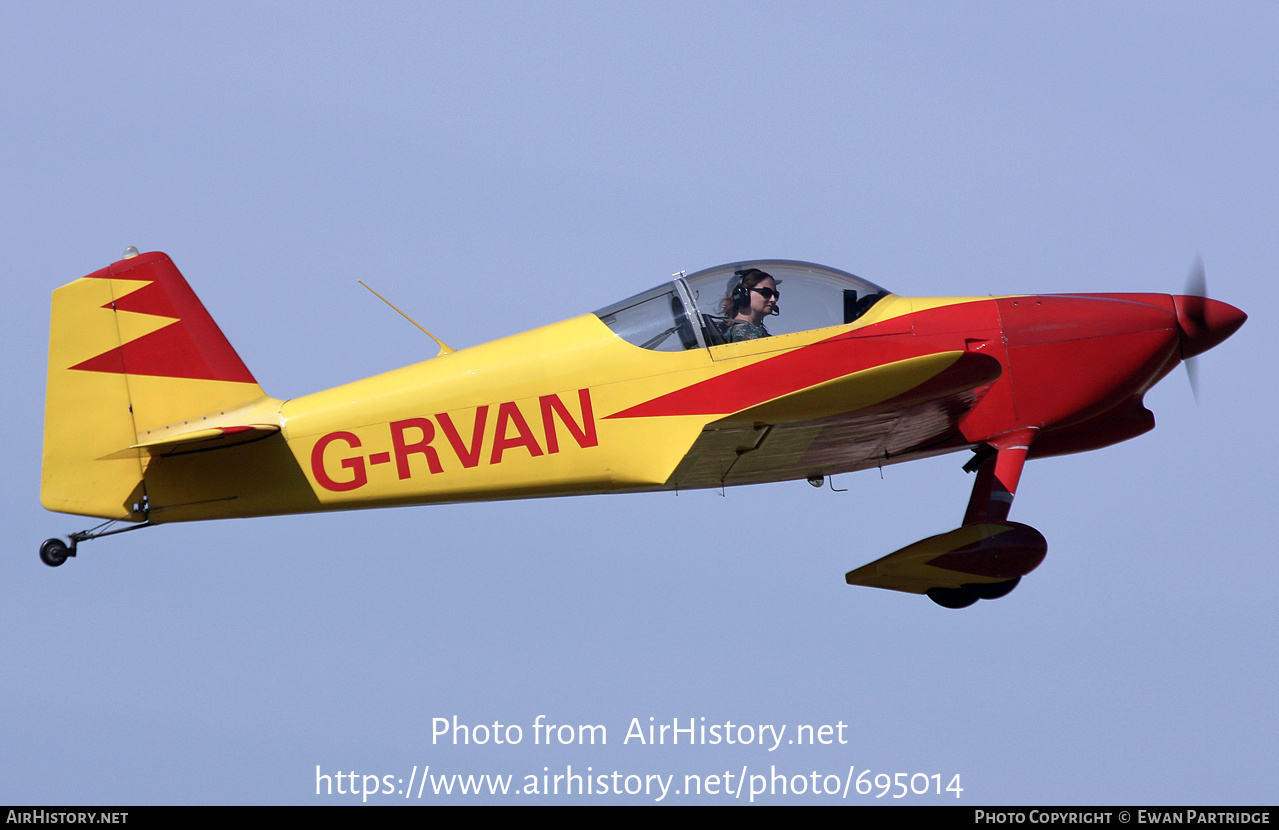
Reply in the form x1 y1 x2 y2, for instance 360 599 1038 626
40 250 1245 607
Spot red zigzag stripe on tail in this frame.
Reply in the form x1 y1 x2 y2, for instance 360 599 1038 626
68 252 257 383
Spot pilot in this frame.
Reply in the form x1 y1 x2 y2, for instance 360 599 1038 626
720 269 779 341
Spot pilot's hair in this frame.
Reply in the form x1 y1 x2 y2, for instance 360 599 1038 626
720 268 775 317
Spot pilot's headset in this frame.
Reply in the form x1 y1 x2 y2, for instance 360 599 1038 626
729 269 781 316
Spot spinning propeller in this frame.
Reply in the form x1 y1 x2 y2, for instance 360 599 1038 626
1172 257 1246 402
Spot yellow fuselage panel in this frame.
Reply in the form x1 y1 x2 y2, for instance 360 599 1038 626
278 314 849 509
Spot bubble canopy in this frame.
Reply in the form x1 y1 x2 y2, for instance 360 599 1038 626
593 260 891 351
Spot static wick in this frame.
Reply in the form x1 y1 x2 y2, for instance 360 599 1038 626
358 280 455 356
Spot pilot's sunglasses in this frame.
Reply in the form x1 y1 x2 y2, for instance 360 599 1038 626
751 287 780 300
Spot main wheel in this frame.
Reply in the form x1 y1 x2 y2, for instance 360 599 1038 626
926 585 979 609
970 577 1020 600
40 538 69 568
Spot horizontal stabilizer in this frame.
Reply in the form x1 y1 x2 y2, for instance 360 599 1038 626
131 424 279 451
108 395 285 458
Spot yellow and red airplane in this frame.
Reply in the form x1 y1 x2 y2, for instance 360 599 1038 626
40 250 1245 607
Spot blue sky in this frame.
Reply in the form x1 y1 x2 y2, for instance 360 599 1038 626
3 2 1276 804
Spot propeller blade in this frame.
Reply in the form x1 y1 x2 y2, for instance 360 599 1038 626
1185 352 1201 403
1184 254 1206 300
1182 256 1205 401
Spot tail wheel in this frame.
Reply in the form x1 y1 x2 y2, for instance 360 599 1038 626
40 538 70 568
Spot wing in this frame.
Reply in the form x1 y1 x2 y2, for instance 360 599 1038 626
666 350 1002 488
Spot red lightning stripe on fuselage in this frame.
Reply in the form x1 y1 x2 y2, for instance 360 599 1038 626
68 252 257 383
604 301 994 420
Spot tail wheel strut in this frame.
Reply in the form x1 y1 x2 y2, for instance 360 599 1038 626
39 520 152 568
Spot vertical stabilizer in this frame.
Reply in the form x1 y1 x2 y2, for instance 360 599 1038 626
42 252 269 519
